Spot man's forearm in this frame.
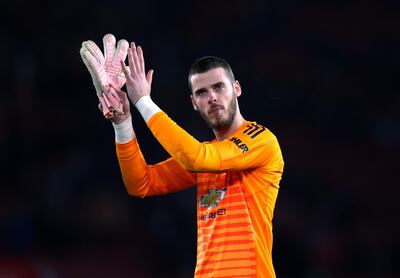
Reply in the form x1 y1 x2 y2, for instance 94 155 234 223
116 138 196 196
134 96 221 172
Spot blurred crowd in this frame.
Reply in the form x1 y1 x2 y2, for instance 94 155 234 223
1 0 399 277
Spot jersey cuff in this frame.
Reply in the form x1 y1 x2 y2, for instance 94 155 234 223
112 115 135 143
135 96 162 123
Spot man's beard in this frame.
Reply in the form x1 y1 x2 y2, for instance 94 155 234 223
199 97 237 131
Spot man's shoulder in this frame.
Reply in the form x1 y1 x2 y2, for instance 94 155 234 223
220 121 278 155
202 121 278 147
235 121 277 143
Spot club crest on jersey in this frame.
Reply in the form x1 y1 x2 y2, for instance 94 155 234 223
200 188 226 208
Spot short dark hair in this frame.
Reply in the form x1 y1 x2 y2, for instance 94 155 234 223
188 56 235 92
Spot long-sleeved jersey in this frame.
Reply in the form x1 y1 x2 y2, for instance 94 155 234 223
116 112 284 277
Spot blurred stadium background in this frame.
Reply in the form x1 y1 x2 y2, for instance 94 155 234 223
1 0 398 277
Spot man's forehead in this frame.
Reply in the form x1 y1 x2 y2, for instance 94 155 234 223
191 68 229 89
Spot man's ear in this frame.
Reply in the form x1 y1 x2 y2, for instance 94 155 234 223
233 80 242 97
190 94 198 111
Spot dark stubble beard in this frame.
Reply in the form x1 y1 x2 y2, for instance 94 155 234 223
199 96 237 131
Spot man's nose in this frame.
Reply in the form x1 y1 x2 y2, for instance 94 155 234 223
207 90 217 103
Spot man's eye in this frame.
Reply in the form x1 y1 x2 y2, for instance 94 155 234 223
215 84 223 90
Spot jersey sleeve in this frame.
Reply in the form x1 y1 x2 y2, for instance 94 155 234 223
116 138 196 198
147 112 283 172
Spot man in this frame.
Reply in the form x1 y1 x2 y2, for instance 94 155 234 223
82 37 284 277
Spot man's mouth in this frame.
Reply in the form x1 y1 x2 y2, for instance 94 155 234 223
208 105 224 115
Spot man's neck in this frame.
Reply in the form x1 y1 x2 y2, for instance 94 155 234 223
213 114 246 141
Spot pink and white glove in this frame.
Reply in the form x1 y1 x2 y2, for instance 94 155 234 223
80 34 129 119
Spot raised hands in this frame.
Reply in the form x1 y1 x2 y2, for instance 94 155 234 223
80 36 154 124
121 42 154 105
80 34 129 119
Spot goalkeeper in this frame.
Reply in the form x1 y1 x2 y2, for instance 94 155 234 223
81 35 284 278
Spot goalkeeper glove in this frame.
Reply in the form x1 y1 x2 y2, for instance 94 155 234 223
80 34 129 118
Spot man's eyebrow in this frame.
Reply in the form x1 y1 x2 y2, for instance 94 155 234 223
194 82 224 95
211 82 224 88
194 87 207 95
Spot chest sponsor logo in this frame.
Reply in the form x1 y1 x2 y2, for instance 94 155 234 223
200 208 227 221
200 188 226 209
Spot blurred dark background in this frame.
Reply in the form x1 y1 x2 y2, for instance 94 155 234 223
1 0 399 277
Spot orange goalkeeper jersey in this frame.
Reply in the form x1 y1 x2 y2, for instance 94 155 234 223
116 112 284 277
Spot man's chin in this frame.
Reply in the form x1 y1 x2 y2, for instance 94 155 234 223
208 117 232 130
200 111 234 131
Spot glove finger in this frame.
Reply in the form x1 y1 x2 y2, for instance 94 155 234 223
103 34 116 68
83 40 105 65
113 39 129 68
80 46 99 70
107 39 129 85
80 47 103 95
80 46 91 69
82 48 109 92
